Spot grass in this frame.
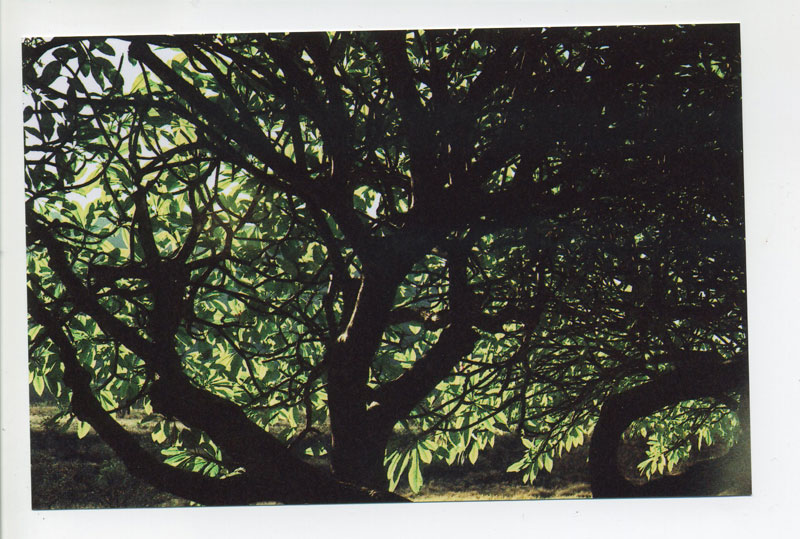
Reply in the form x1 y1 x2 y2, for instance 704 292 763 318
28 404 589 509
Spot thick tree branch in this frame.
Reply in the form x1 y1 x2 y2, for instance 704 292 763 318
371 246 479 427
147 363 406 503
28 289 269 506
589 354 749 498
299 33 355 168
374 31 442 208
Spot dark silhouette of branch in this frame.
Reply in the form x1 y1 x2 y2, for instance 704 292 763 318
589 354 749 498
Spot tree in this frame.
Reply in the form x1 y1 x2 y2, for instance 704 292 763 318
23 25 748 505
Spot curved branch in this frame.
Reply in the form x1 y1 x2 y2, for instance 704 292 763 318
589 354 749 498
28 289 268 506
371 245 480 428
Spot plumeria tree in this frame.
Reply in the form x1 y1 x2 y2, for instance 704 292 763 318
24 25 748 504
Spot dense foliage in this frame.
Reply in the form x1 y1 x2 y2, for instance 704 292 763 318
24 25 747 504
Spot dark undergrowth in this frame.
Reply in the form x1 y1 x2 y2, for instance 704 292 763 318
30 406 187 509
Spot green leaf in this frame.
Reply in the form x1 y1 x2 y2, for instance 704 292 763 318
468 442 479 465
521 437 535 450
417 443 433 464
387 451 410 491
386 451 402 481
40 112 55 139
96 41 115 56
408 450 423 493
53 47 77 62
76 420 91 439
543 453 553 473
39 61 62 87
90 61 103 86
32 374 45 396
151 423 167 444
506 459 526 473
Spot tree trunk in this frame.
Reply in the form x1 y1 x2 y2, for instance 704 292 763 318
326 273 401 489
327 352 396 489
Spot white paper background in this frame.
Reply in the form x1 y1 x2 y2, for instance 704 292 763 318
2 1 799 537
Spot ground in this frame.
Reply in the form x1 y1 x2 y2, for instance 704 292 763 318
29 405 593 508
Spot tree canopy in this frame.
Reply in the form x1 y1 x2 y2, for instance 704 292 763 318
23 25 748 504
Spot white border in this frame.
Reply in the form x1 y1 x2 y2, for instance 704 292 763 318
3 1 799 538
